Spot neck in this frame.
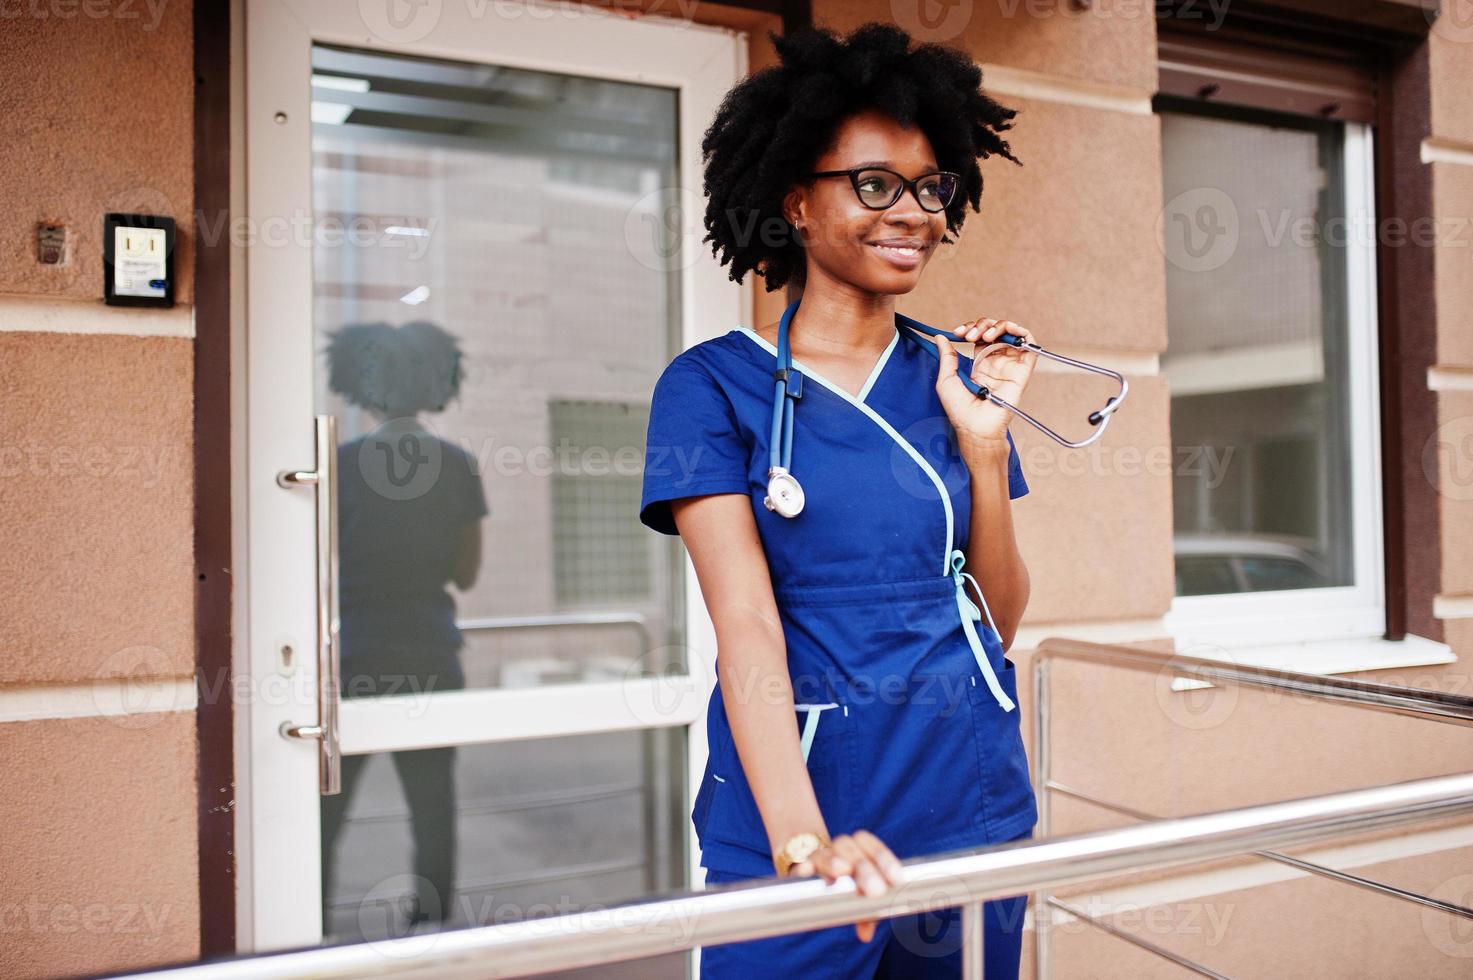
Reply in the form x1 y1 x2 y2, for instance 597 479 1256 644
789 275 898 356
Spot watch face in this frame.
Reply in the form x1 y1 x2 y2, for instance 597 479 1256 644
786 832 822 860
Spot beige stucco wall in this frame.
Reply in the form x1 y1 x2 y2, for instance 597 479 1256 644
0 4 201 977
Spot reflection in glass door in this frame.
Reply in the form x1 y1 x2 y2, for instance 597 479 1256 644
307 43 688 963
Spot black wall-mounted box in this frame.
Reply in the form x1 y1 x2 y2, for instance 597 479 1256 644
104 213 176 308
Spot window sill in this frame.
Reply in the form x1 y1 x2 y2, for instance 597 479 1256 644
1169 633 1456 691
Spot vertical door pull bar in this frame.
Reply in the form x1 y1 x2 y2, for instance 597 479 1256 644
276 415 342 795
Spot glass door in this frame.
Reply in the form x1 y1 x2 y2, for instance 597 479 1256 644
243 0 743 965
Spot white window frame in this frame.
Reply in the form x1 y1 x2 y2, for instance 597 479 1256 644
1163 121 1388 653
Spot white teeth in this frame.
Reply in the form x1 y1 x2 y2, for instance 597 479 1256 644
875 245 919 255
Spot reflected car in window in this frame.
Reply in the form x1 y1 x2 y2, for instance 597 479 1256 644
1174 533 1331 596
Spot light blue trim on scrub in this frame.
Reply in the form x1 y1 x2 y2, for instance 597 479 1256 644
738 327 954 572
737 326 1015 713
856 330 899 403
793 702 837 763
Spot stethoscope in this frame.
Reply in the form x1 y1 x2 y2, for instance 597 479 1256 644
764 298 1129 518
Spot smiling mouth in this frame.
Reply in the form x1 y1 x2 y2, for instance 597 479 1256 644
867 241 932 266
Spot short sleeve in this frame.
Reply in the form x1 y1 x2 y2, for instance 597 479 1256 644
1006 428 1029 499
456 446 490 520
639 358 753 536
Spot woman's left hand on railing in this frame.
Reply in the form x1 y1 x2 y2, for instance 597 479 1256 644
783 829 904 943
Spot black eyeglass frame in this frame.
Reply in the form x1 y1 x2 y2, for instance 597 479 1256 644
805 167 961 213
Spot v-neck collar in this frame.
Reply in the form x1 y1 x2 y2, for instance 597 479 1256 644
736 325 900 406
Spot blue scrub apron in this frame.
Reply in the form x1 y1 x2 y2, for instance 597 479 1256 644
639 312 1038 974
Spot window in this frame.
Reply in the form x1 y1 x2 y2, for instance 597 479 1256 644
1157 98 1383 645
550 399 653 605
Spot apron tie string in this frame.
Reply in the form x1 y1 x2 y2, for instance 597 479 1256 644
949 549 1015 712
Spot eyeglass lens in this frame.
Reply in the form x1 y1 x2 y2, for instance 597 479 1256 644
854 169 957 211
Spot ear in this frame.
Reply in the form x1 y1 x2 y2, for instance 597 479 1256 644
782 185 807 229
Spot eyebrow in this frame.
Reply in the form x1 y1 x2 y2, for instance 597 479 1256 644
850 159 941 171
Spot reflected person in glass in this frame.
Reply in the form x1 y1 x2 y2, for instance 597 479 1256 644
318 320 488 933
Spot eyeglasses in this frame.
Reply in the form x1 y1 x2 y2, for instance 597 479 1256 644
806 167 960 213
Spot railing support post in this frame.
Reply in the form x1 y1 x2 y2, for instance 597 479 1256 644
962 901 985 979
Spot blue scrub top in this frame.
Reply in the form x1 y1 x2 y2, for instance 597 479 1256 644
639 312 1038 876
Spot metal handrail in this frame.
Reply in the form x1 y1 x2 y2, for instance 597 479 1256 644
1031 638 1473 727
1049 780 1473 920
110 771 1473 979
1031 637 1473 979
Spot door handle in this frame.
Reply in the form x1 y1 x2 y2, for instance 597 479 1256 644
276 415 342 796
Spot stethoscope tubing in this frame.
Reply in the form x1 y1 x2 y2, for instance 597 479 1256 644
898 314 1129 449
769 370 796 471
763 302 1131 517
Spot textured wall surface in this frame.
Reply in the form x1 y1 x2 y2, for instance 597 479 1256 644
0 332 196 685
0 713 200 977
0 2 200 977
0 8 195 302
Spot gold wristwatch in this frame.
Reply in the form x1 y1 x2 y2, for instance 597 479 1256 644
773 831 830 877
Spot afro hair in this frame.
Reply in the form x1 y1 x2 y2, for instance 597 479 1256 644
324 320 465 418
700 21 1022 292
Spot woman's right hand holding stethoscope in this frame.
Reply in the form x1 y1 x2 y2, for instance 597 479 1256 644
932 316 1040 453
779 830 905 942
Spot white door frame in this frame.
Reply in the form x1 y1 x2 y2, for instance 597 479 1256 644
237 0 744 951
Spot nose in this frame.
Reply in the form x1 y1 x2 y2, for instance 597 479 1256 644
889 187 928 218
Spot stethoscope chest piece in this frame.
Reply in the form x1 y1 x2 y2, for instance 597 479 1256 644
764 467 805 518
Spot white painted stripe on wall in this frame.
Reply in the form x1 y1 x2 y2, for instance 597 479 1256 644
0 676 197 723
1421 137 1473 167
1433 594 1473 620
0 296 195 338
1429 365 1473 391
978 63 1155 116
1035 821 1473 929
1013 618 1170 650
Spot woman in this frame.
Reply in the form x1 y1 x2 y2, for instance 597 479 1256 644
639 22 1039 977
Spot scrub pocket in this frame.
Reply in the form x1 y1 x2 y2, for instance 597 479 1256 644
700 701 857 854
968 657 1039 837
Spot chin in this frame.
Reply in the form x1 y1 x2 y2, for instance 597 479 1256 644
860 270 925 296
